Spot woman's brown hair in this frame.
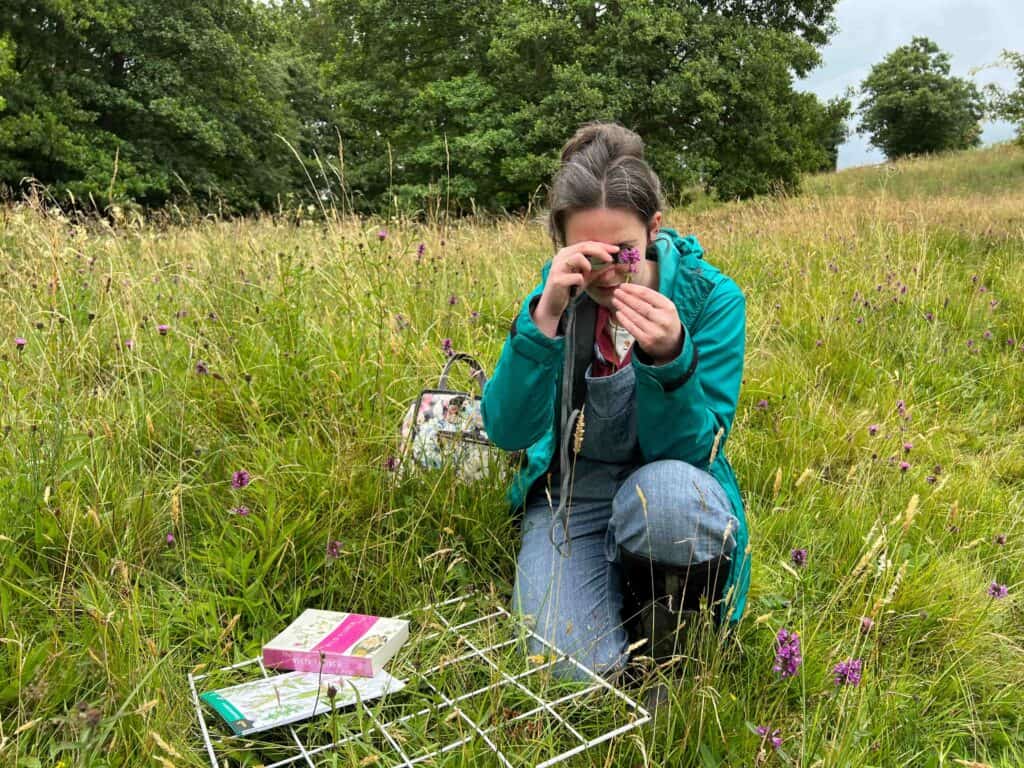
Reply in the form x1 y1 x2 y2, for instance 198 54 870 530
546 121 664 250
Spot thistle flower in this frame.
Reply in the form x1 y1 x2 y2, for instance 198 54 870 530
125 339 135 350
898 461 910 472
618 246 641 274
995 534 1006 546
231 469 251 489
790 548 807 568
903 441 912 453
384 456 398 472
756 399 769 410
326 539 343 559
772 628 802 679
231 505 250 516
988 581 1009 599
195 360 209 375
756 725 783 750
157 324 169 336
448 294 458 306
470 310 480 320
14 337 26 350
832 658 863 686
924 311 934 322
860 616 874 634
868 424 879 436
983 330 993 340
377 229 388 241
166 532 175 545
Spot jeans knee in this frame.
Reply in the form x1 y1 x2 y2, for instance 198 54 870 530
609 459 738 567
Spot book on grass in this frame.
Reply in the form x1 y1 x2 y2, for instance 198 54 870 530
262 609 410 677
200 668 406 736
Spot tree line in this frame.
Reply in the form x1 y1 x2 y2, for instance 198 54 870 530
0 2 1020 218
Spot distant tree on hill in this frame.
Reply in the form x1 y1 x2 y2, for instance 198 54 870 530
986 50 1024 145
857 37 984 160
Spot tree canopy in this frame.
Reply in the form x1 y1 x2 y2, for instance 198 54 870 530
0 0 849 216
857 36 985 160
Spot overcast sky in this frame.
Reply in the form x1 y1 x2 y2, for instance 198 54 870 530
797 0 1023 169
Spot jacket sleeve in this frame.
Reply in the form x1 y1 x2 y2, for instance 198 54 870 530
481 265 564 451
631 279 746 469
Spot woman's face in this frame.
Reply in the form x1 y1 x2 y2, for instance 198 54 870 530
564 207 662 308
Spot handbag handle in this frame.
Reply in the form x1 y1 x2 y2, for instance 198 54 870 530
438 353 488 392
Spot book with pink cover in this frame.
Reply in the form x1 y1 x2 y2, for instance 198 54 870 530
262 609 409 677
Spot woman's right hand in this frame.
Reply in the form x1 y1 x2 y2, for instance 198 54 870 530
532 241 620 337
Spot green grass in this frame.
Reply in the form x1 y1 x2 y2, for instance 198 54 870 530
1 143 1023 767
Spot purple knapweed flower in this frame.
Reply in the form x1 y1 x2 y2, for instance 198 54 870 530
231 469 251 489
195 360 209 375
157 324 169 336
791 548 808 568
995 534 1007 546
990 298 999 308
756 725 783 750
1009 339 1017 347
14 337 26 350
448 294 458 306
860 616 874 634
377 229 388 241
856 316 864 324
896 399 906 415
903 441 912 453
899 461 910 472
231 505 250 516
166 532 175 545
815 339 823 347
926 475 937 484
618 246 642 274
868 424 879 436
988 581 1009 599
384 456 398 472
470 310 480 320
833 658 863 686
772 628 802 679
756 399 769 410
983 330 993 340
326 539 343 559
924 311 934 322
441 338 454 358
125 339 135 350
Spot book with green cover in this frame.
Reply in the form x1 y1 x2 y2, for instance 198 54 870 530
200 668 405 736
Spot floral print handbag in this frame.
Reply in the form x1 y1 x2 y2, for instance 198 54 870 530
398 354 517 483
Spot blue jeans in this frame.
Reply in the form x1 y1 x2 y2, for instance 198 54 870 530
512 459 739 681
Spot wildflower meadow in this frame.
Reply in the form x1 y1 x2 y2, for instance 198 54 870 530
1 143 1023 766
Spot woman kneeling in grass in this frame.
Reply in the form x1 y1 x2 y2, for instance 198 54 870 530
481 121 751 681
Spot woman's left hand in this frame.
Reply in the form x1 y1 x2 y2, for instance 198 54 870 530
610 283 683 365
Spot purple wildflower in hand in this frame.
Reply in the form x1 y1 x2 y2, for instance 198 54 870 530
868 424 879 436
833 658 863 686
231 469 251 489
195 360 209 375
860 616 874 634
326 539 343 559
791 548 808 568
14 337 26 350
772 628 802 678
231 505 250 516
441 338 454 357
988 581 1009 599
756 725 783 750
157 324 169 336
618 246 642 274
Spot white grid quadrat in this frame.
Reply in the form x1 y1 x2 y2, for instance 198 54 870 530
189 594 651 767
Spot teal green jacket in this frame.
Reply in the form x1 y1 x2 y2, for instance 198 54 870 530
480 227 751 625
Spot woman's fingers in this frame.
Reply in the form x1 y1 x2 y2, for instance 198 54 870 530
611 301 654 344
615 282 674 311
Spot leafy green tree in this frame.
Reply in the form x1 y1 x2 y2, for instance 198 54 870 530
985 50 1024 145
0 1 319 213
320 0 842 214
857 36 984 160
